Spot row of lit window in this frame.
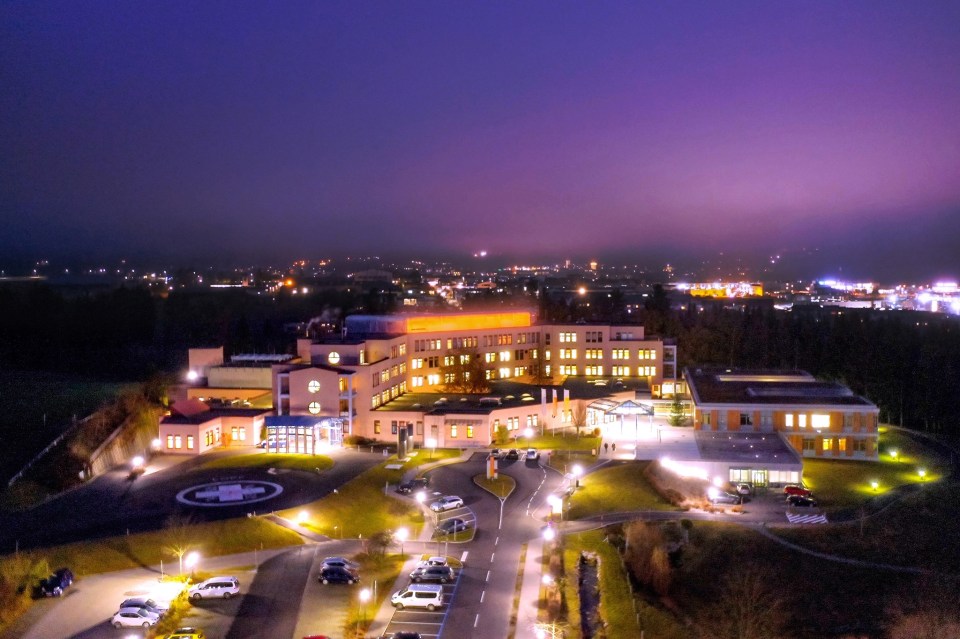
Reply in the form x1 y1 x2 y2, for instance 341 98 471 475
308 378 350 393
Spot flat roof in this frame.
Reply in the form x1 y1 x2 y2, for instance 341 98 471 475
695 431 802 466
162 407 270 425
685 367 877 409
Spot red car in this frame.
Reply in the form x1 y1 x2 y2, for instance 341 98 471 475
783 485 812 498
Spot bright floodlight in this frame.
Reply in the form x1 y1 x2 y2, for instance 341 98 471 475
572 464 583 477
547 494 562 508
712 476 724 487
296 510 308 524
890 449 898 460
918 468 927 479
543 527 556 542
578 286 587 295
151 438 162 449
542 574 554 586
131 455 144 468
186 370 199 382
524 427 534 439
415 491 427 504
396 527 409 542
707 486 720 499
185 552 200 569
870 480 879 491
359 587 371 604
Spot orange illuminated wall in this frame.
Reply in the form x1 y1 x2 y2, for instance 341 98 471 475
404 312 532 334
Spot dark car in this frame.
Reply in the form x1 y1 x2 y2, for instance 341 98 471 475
387 632 423 639
318 566 359 585
489 448 502 459
409 565 455 583
787 495 818 508
39 568 74 597
434 518 468 536
397 477 430 494
505 449 520 460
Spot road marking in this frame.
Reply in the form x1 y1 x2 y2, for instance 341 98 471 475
474 613 480 627
480 590 485 603
495 536 499 545
486 570 491 582
461 550 469 563
490 552 495 563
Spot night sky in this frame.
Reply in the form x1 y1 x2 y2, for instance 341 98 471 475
2 1 959 278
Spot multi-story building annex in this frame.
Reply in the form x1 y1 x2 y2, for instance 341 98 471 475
684 367 879 461
268 310 678 450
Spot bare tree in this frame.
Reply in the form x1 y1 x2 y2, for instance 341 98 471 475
697 568 787 639
572 400 588 436
163 513 196 577
441 348 490 394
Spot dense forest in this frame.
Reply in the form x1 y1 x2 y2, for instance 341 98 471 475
2 281 958 441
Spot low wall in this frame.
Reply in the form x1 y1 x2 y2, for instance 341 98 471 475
87 410 160 477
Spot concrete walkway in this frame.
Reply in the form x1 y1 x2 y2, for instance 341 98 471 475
517 535 546 638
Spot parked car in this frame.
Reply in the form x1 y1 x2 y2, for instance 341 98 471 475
783 485 812 498
708 491 740 505
417 556 449 568
409 565 455 583
165 628 206 639
733 483 752 496
391 583 444 611
429 495 464 512
435 518 468 536
188 576 240 600
112 607 160 629
526 448 540 461
320 556 360 570
39 568 74 597
387 632 424 639
787 495 818 508
397 477 430 494
318 566 359 585
489 448 502 459
120 597 167 616
505 449 520 460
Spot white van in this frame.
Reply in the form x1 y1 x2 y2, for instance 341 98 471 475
188 576 240 600
391 583 444 611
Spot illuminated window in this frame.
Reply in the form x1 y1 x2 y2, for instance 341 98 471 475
485 352 496 363
811 414 830 429
499 367 511 378
585 365 603 376
702 412 711 426
174 435 182 449
838 438 847 451
328 352 340 364
802 439 815 451
467 426 474 438
339 378 347 393
374 420 381 434
232 426 239 439
308 401 321 414
585 349 602 359
166 435 174 449
612 349 629 360
822 437 833 451
799 414 807 428
499 350 511 362
612 365 630 376
451 424 458 437
560 349 577 359
307 380 321 393
412 358 423 369
785 414 794 428
186 435 194 449
559 332 577 343
412 376 424 388
427 374 440 385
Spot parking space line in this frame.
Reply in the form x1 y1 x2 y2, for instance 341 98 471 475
474 613 480 627
490 552 495 563
495 536 499 545
480 590 485 603
461 550 469 563
485 570 491 582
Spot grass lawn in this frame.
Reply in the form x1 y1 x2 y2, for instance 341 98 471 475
341 552 406 639
400 447 462 467
774 480 960 571
289 458 424 540
567 462 675 519
801 426 949 511
473 473 516 499
195 453 335 473
524 432 602 453
31 516 303 576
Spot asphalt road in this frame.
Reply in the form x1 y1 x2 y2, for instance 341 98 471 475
426 453 563 639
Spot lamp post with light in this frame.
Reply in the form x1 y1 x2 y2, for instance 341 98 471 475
396 527 409 557
427 437 438 460
572 464 583 488
358 588 371 634
185 551 200 580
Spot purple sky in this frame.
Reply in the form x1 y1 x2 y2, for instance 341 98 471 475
2 1 959 279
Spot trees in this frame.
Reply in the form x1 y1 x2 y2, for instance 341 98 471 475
668 394 687 427
572 400 588 436
696 568 786 639
440 348 489 394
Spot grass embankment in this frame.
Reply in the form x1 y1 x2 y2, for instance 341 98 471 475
195 453 335 473
286 454 435 540
801 426 949 511
567 462 675 519
341 552 407 639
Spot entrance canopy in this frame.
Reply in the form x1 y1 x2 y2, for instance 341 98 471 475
264 415 344 453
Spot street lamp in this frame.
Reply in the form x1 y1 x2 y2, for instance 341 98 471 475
185 551 200 579
396 527 409 557
543 526 556 543
524 427 534 442
427 437 438 460
918 468 927 480
870 480 879 491
547 494 563 522
572 464 583 488
358 587 371 634
890 449 899 462
296 510 308 525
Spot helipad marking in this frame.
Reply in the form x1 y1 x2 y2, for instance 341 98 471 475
176 480 283 507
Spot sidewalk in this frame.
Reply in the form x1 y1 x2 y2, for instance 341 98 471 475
517 535 546 638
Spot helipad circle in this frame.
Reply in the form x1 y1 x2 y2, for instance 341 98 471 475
176 480 284 507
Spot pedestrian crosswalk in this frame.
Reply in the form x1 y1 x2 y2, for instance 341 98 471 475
786 511 828 524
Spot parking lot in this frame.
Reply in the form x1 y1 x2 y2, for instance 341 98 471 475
378 558 464 639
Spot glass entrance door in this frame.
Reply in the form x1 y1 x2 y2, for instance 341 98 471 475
751 469 768 487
